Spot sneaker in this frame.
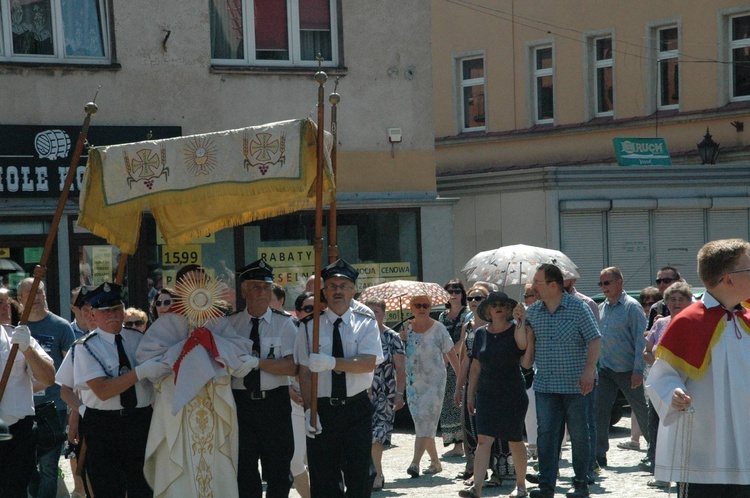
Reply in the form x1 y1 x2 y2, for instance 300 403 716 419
616 439 641 450
566 480 590 497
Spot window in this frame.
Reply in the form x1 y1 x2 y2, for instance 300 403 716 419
533 45 554 124
594 37 614 116
730 14 750 101
656 26 679 109
0 0 109 63
459 57 485 132
210 0 339 67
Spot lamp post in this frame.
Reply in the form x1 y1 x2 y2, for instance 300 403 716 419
697 127 720 164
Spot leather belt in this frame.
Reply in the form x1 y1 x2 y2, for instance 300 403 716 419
320 390 368 406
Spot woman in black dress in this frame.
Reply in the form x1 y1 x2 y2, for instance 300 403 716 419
460 292 534 498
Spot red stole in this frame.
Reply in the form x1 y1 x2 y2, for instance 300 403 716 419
655 300 750 380
173 327 224 383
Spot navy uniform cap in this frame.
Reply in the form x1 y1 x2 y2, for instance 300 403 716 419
321 259 358 283
86 282 124 310
73 285 97 308
237 259 274 283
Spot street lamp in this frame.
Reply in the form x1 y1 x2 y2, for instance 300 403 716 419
697 127 720 165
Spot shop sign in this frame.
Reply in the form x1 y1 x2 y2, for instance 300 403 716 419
0 125 180 197
258 246 315 267
0 248 9 258
161 244 203 267
91 246 113 285
613 138 672 166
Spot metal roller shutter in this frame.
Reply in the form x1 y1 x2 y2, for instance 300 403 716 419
561 211 606 296
607 211 651 291
653 209 705 286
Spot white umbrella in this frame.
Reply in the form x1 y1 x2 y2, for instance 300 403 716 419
461 244 580 287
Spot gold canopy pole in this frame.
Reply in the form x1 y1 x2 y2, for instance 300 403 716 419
310 57 327 423
327 78 340 264
0 99 99 402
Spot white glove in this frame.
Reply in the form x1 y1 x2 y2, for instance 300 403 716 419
232 354 260 377
308 352 337 373
305 408 322 438
11 325 31 352
134 358 172 381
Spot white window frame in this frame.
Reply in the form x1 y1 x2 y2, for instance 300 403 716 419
211 0 339 68
456 54 486 133
592 35 614 117
647 22 680 111
0 0 111 64
727 11 750 102
530 43 554 125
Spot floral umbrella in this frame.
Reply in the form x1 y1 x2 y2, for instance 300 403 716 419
461 244 580 287
358 280 449 312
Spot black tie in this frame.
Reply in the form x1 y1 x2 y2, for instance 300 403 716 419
244 317 261 393
115 334 137 410
331 318 346 399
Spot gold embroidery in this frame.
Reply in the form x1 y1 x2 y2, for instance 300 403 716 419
187 388 216 497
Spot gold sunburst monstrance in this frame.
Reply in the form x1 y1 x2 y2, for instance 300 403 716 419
173 271 228 327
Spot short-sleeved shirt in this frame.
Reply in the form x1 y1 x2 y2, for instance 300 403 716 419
646 316 672 353
295 307 383 397
0 325 52 425
28 312 75 410
72 328 154 410
526 292 601 394
599 292 648 374
227 306 297 391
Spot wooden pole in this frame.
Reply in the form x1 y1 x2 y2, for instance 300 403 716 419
0 100 98 402
327 78 340 264
310 57 327 423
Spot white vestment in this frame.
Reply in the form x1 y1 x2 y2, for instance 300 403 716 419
136 313 253 497
645 302 750 485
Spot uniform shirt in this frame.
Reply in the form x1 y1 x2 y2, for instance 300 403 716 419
295 307 383 397
0 325 52 425
72 328 154 410
28 312 75 410
599 292 648 374
526 292 601 394
227 307 297 391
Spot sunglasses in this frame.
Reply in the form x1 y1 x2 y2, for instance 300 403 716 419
412 302 431 309
597 279 617 287
298 305 315 313
155 299 173 307
124 320 144 328
446 289 463 295
466 296 485 302
655 277 677 285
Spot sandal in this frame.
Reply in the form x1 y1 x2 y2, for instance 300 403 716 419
510 486 528 497
616 439 641 450
407 463 420 478
423 461 443 474
373 474 385 491
484 475 502 487
456 469 474 480
458 487 479 498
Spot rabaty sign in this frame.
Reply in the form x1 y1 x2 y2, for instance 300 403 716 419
613 138 672 166
0 125 181 197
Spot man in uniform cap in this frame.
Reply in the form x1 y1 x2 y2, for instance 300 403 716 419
227 259 298 498
295 259 383 498
66 282 170 497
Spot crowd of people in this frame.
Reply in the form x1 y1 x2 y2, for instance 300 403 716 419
1 238 749 498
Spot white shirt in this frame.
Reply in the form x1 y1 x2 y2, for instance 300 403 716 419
72 328 154 410
0 325 52 425
646 292 750 485
295 307 383 397
227 307 297 391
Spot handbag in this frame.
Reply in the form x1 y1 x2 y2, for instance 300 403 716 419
34 401 67 454
521 366 535 390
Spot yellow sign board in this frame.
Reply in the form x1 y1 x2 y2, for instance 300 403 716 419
161 244 202 267
91 246 113 285
0 248 9 258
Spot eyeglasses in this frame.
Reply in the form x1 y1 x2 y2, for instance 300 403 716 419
655 277 677 285
726 267 750 276
597 279 618 287
298 305 315 313
523 294 535 298
466 296 485 302
447 289 463 295
324 283 355 291
124 320 144 328
155 299 173 307
642 301 656 307
412 302 431 309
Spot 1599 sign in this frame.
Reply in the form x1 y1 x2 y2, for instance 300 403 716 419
161 244 202 266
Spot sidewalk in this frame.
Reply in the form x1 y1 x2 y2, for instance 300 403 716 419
60 410 673 497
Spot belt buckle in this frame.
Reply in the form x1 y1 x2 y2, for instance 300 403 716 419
250 391 265 401
118 409 130 416
329 397 345 406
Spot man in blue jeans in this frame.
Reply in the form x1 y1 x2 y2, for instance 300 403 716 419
522 264 601 498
